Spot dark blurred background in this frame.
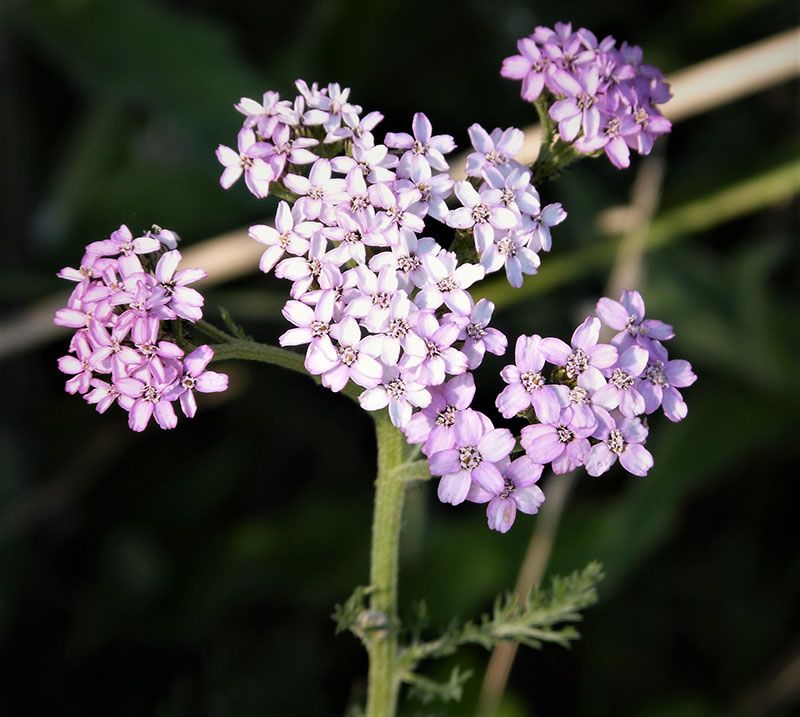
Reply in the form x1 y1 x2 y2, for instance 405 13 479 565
1 1 798 715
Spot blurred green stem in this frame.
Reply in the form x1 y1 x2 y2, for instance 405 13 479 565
207 332 361 402
365 410 406 717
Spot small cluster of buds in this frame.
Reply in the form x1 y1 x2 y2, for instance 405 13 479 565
54 225 228 431
502 21 672 168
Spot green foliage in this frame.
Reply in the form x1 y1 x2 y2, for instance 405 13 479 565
404 666 473 705
218 306 252 341
401 562 603 669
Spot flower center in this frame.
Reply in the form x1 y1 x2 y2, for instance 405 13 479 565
307 258 322 278
556 425 575 443
397 255 420 273
576 92 594 110
387 319 409 338
182 375 196 389
466 322 487 340
643 362 668 386
569 386 589 405
372 292 391 308
624 315 648 336
565 348 589 378
500 188 515 206
471 203 491 224
436 277 457 292
412 139 427 155
484 150 507 166
350 194 370 211
338 345 359 366
500 477 515 499
606 429 626 455
458 445 483 470
143 385 159 402
520 371 545 393
497 237 517 256
385 378 406 399
436 405 456 427
310 320 329 338
605 117 621 138
610 368 635 389
424 340 440 358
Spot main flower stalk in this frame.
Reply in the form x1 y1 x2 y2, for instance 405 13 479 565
365 410 407 717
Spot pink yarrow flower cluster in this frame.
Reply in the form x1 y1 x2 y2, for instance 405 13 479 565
54 225 228 431
504 291 695 483
222 77 689 533
502 21 672 168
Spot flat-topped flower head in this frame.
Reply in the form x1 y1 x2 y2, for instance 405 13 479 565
501 23 672 168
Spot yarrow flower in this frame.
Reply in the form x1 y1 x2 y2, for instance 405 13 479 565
54 225 228 431
501 21 672 168
216 73 689 532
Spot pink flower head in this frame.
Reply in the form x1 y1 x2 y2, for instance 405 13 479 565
596 290 675 350
216 128 274 198
404 373 476 456
539 316 618 390
465 124 525 177
249 201 316 274
446 180 519 247
358 366 432 428
428 409 516 506
384 112 456 173
304 317 382 392
164 345 229 419
496 335 567 423
467 456 545 533
585 416 653 477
